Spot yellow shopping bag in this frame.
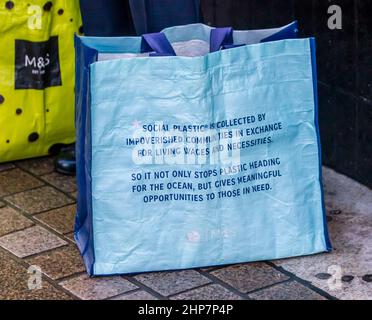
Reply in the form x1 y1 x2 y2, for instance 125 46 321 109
0 0 82 162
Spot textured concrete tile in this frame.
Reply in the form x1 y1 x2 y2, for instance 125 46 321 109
134 270 211 297
0 163 15 172
248 281 327 300
65 232 76 242
25 245 85 280
60 274 137 300
276 167 372 300
0 207 34 236
5 186 74 214
40 172 77 193
34 204 76 234
211 263 289 293
0 226 67 258
0 168 44 197
171 284 243 300
111 290 158 300
69 191 78 200
0 251 72 300
17 157 55 175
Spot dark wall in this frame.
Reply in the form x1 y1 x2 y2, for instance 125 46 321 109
201 0 372 188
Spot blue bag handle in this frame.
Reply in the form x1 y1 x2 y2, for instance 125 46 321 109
210 27 233 52
210 27 248 52
211 22 299 52
141 22 299 56
142 28 240 56
141 32 176 56
260 21 299 43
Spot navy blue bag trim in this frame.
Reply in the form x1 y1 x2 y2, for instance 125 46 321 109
261 21 299 43
309 37 332 251
211 22 299 52
74 36 98 276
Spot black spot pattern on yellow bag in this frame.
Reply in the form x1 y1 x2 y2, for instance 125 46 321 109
28 132 39 142
5 1 14 10
0 0 82 162
43 1 53 12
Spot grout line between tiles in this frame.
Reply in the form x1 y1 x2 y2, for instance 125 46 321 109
0 245 80 300
13 163 77 201
103 288 142 300
197 269 251 300
265 261 338 300
122 276 169 300
244 278 293 296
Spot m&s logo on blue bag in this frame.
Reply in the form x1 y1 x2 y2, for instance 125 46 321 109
14 36 62 90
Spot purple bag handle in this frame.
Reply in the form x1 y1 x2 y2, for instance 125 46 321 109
141 27 240 56
141 32 176 56
210 27 234 52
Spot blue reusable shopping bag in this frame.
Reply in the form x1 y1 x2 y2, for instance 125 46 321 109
74 22 330 276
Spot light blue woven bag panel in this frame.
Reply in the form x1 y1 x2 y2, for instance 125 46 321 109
88 38 329 275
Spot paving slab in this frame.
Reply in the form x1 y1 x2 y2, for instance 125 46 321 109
34 204 76 234
170 284 243 300
134 270 211 297
111 290 158 300
4 186 74 214
69 191 78 200
17 157 55 176
210 263 289 293
0 251 71 300
65 232 76 242
0 168 44 197
60 274 137 300
25 245 85 280
275 167 372 300
0 226 67 258
0 207 34 237
248 281 326 300
40 172 77 193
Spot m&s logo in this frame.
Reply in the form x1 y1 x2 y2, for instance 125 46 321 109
15 37 61 90
25 53 51 74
